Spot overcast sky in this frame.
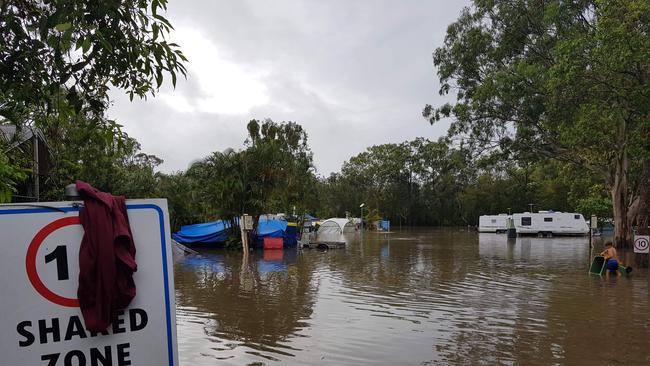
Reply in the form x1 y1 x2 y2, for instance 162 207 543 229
107 0 470 175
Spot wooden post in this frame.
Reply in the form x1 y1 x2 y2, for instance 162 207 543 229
241 214 253 253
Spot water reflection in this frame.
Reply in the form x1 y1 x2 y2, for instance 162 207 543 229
174 229 650 365
478 233 591 265
175 249 316 364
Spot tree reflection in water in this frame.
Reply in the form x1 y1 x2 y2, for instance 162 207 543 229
172 231 650 365
174 249 316 360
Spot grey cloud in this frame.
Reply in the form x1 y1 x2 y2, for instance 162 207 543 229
110 0 470 175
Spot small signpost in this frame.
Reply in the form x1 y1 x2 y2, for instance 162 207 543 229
241 214 253 252
634 235 650 254
0 199 178 366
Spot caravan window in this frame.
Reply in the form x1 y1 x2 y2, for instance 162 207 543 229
491 219 497 223
521 217 531 226
574 215 581 220
544 217 553 222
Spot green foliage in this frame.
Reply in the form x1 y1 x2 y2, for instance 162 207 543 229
41 114 162 200
0 149 27 202
155 172 204 231
317 137 607 226
425 0 650 243
0 0 186 201
574 185 613 221
244 119 316 215
224 232 243 251
173 119 316 229
0 0 187 123
319 138 473 226
364 208 382 223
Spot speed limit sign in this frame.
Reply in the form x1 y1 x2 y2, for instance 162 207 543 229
634 235 650 253
0 199 178 365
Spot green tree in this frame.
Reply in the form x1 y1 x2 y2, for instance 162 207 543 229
156 172 205 231
183 119 316 240
41 114 162 200
0 148 26 202
425 0 650 246
243 119 315 217
0 0 186 123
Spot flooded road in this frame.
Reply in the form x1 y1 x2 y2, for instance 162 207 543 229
173 229 650 365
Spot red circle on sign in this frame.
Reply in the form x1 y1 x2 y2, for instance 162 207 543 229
25 216 80 307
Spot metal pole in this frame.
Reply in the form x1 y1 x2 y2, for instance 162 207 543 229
360 206 363 232
33 132 39 201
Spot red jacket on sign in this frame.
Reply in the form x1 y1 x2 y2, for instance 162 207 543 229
76 181 137 332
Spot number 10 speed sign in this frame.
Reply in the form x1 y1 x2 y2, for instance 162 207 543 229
0 199 178 366
634 235 650 254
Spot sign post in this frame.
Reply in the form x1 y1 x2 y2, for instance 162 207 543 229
0 199 178 366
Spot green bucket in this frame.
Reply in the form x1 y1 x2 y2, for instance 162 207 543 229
589 256 606 275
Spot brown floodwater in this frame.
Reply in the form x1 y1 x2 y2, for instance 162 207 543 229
173 229 650 365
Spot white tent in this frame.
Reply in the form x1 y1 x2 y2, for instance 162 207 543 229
317 218 356 241
318 218 355 233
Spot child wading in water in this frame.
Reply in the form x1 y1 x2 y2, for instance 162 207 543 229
600 242 621 277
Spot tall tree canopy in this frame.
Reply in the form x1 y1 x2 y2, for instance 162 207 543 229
0 0 186 122
316 137 601 227
171 119 316 232
1 0 185 202
425 0 650 246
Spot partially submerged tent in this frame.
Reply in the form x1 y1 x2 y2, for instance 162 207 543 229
172 220 233 244
318 218 356 234
317 218 356 242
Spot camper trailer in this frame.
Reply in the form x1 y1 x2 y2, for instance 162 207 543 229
478 214 510 233
512 211 589 236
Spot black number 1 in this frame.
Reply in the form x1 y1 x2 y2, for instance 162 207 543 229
44 245 69 280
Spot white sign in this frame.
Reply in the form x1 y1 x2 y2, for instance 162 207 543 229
0 199 178 366
634 235 650 254
242 214 253 231
590 215 598 229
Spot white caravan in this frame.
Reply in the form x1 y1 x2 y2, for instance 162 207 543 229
478 214 510 233
512 211 589 236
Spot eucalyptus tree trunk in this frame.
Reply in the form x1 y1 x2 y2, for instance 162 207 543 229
610 122 631 248
638 160 650 233
635 160 650 267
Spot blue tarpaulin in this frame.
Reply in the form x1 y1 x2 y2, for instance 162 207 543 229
284 224 298 248
172 220 232 244
253 217 288 248
174 216 297 248
256 216 288 238
303 213 318 221
379 220 390 231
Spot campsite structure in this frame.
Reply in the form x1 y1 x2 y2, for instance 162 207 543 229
317 218 355 240
301 218 354 250
172 216 298 248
